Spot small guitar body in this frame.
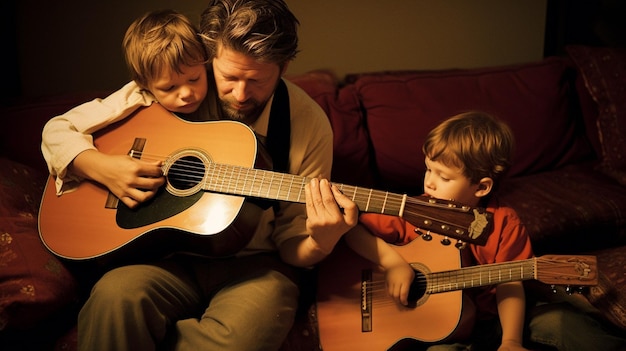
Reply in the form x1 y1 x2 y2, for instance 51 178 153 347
317 238 464 351
316 238 598 351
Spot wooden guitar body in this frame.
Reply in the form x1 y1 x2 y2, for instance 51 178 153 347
38 104 258 260
316 238 598 350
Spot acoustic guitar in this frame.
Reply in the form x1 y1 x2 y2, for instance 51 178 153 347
38 104 493 261
316 238 598 351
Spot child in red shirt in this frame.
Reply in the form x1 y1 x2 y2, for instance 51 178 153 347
345 112 533 350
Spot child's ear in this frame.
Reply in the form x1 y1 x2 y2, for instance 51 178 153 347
474 177 493 198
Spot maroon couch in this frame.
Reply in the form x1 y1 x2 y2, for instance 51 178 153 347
1 45 625 350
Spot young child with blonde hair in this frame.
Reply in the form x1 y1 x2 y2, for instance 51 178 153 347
42 9 209 201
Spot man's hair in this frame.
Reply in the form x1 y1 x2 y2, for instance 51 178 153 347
199 0 299 67
123 9 208 89
422 111 514 184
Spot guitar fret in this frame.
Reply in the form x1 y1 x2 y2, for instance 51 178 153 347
250 169 258 196
365 188 373 212
381 192 389 213
267 172 274 199
285 174 292 201
297 177 306 202
277 173 284 200
259 169 266 197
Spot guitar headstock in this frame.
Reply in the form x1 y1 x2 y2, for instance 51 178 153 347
402 195 493 246
536 255 598 286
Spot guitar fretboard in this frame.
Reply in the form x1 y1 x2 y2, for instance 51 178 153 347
164 154 488 244
203 163 407 216
426 258 537 293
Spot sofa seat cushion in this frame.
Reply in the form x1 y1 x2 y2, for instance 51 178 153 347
0 157 78 332
498 163 626 255
349 58 594 193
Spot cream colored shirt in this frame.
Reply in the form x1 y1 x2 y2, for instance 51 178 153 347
41 78 333 254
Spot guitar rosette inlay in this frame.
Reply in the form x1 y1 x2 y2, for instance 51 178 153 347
162 148 212 197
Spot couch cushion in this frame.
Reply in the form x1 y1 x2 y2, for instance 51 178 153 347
288 71 374 188
326 84 375 187
566 45 626 186
0 157 78 331
351 58 594 193
498 163 626 255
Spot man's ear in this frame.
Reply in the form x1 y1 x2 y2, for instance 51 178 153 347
280 61 290 76
474 177 493 198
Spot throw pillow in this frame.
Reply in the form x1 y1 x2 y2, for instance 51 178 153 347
566 45 626 186
0 157 78 331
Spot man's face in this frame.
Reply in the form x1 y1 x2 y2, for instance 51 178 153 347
212 44 283 124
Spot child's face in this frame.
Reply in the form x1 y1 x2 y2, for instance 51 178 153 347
212 45 283 124
148 63 208 115
423 157 482 207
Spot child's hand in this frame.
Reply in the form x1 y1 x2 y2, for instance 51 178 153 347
71 150 165 208
385 262 415 306
103 155 165 208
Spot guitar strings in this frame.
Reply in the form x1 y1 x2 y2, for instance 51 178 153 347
362 257 593 307
126 151 471 230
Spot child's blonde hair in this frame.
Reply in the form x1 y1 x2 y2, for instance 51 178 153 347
422 111 514 184
123 10 208 90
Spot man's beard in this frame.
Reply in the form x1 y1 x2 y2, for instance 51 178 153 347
219 97 265 124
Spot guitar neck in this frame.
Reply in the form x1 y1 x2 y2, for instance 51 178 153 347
166 157 491 245
426 258 537 294
203 163 406 216
425 254 597 294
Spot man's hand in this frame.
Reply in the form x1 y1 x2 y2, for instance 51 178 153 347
305 178 358 253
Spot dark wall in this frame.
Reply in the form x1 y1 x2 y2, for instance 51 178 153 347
2 1 20 105
544 0 626 57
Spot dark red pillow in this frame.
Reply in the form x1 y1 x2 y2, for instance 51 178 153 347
0 157 78 330
567 45 626 186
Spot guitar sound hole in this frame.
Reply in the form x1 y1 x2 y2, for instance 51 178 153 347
167 155 206 191
407 270 426 308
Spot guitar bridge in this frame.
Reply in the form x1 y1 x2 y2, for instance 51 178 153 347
361 269 373 332
105 137 147 209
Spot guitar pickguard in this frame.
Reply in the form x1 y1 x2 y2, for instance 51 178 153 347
116 188 203 229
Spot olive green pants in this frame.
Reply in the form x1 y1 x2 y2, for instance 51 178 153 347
78 253 300 351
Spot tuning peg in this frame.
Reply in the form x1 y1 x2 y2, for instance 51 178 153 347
455 240 467 250
441 236 451 246
565 286 573 295
550 285 557 293
413 228 433 241
419 229 432 241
